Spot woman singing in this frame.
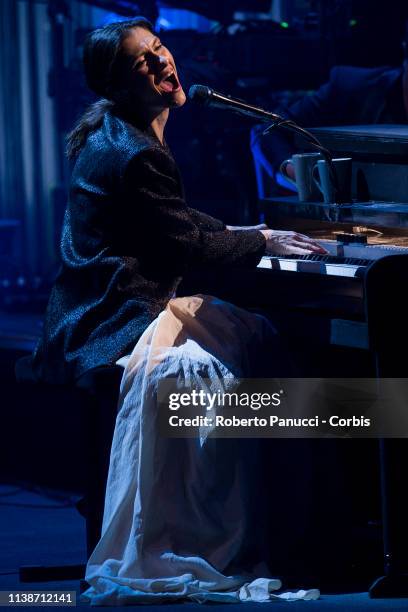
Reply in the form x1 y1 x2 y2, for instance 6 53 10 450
32 18 322 604
32 17 325 384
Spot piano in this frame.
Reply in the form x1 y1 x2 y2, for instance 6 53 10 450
179 125 408 594
179 125 408 370
259 126 408 596
259 241 408 278
252 125 408 364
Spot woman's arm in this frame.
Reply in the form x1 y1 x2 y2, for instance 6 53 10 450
186 207 225 232
120 148 266 274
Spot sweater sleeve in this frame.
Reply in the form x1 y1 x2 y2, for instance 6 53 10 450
120 147 266 274
186 207 225 231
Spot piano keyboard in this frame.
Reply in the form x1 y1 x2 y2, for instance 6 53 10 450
258 240 408 278
258 255 364 277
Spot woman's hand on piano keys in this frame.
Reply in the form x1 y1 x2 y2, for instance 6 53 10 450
260 229 328 256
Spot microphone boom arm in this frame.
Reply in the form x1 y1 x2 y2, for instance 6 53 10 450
188 84 340 202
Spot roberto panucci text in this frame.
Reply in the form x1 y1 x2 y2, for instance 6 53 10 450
168 415 371 428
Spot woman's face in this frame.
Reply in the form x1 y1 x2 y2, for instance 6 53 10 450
120 26 186 112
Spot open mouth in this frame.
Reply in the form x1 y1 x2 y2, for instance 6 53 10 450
159 71 181 93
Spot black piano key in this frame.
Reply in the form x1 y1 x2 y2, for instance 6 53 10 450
281 254 370 266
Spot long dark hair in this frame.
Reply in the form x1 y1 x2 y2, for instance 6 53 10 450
66 17 154 159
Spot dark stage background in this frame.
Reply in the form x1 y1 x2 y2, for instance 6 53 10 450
1 0 408 601
1 0 407 284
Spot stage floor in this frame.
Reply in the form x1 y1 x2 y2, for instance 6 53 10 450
0 484 407 611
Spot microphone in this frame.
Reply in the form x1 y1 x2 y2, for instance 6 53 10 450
188 84 282 123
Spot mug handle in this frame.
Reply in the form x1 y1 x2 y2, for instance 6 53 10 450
279 159 297 186
312 163 324 195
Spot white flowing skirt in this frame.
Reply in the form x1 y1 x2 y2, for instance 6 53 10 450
82 295 319 605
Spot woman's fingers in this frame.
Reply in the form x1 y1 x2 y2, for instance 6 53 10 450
264 230 328 254
303 242 327 253
290 235 327 253
267 242 319 256
290 240 323 252
280 241 323 255
263 229 329 256
265 230 327 255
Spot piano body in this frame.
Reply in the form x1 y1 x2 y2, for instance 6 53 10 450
178 125 408 594
256 125 408 375
182 126 408 374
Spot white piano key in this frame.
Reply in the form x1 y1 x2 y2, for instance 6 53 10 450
325 264 361 277
275 259 298 272
257 257 273 269
258 257 299 271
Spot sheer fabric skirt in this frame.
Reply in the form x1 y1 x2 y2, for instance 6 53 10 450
82 295 319 604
